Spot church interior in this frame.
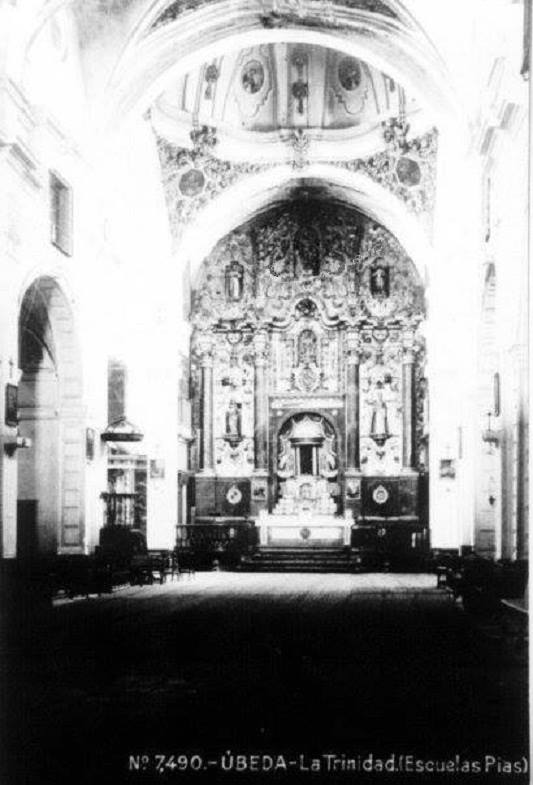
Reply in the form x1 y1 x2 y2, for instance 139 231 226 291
0 0 529 783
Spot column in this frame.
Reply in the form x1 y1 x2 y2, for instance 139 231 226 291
251 331 269 518
402 335 416 470
253 331 268 472
345 330 360 472
198 341 214 473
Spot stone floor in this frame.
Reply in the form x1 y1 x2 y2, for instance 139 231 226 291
2 573 528 784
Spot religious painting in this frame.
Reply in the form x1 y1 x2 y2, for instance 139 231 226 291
338 56 362 91
241 60 264 93
178 168 206 197
4 383 18 427
396 156 422 187
85 427 96 462
225 261 244 301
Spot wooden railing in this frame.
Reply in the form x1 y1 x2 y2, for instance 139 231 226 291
175 521 258 567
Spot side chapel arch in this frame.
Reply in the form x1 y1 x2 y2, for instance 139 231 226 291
17 276 85 557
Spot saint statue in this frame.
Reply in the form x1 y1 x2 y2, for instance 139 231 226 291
225 399 241 439
293 226 321 276
278 433 295 477
225 262 244 302
370 262 390 297
319 435 338 478
370 382 390 445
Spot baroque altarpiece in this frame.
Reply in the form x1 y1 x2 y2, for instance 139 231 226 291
189 201 428 550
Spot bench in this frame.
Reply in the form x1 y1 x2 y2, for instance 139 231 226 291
130 550 180 585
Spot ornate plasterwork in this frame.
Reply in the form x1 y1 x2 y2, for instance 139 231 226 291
156 135 267 243
252 205 364 324
338 128 438 225
150 0 396 32
157 129 437 254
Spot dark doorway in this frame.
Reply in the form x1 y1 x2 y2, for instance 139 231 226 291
17 500 38 560
299 445 313 475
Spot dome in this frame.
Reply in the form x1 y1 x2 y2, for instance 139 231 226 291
151 43 422 162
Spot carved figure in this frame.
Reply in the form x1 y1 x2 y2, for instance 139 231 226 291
225 262 244 302
370 382 390 445
319 435 338 477
298 329 317 365
370 263 390 296
225 399 241 438
278 433 296 477
293 225 320 276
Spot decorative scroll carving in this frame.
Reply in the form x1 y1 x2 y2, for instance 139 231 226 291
252 204 363 322
156 137 267 242
156 128 436 252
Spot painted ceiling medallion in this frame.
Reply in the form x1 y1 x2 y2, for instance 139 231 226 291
241 61 265 94
396 157 422 187
179 168 206 197
338 57 362 91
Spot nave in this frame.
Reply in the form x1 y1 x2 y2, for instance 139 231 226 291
3 573 527 785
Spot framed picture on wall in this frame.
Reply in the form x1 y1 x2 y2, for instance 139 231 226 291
150 459 165 479
5 383 18 427
86 427 96 462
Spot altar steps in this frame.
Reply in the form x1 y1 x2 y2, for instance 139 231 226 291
240 547 362 573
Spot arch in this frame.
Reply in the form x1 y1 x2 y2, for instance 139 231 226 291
105 0 461 134
17 276 85 557
179 163 434 284
276 409 339 447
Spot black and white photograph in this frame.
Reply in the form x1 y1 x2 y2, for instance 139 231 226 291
0 1 530 783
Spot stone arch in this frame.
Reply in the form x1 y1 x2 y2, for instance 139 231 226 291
180 163 434 285
17 276 85 557
105 0 461 133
